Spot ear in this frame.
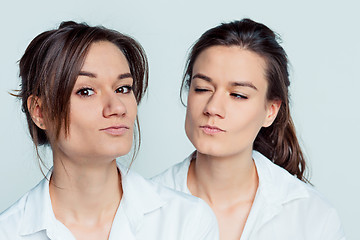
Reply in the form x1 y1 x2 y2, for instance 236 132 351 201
27 95 46 130
263 100 281 128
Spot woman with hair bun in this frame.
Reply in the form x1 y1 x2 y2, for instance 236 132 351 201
153 18 345 240
0 21 219 240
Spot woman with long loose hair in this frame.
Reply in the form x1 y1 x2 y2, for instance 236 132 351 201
153 18 345 240
0 21 218 240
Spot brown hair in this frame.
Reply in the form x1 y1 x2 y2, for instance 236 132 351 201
181 18 308 182
17 21 148 167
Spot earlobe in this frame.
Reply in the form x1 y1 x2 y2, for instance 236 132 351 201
263 100 281 127
27 95 46 130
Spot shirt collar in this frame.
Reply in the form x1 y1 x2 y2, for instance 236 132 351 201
169 150 311 237
19 163 167 238
112 163 166 236
182 150 309 205
174 153 193 194
19 169 57 237
252 150 309 206
247 150 310 232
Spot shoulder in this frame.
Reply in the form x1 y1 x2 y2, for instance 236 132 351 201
284 179 344 238
279 180 345 238
0 177 50 239
255 150 337 209
0 192 27 218
253 151 345 238
150 154 192 192
0 192 29 238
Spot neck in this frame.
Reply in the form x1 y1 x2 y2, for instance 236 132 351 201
188 149 258 206
49 155 122 225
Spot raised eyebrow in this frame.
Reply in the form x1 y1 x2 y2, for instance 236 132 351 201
192 73 212 82
230 81 258 91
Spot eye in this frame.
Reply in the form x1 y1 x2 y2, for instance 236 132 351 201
76 87 95 97
115 85 133 94
230 93 248 100
194 88 209 93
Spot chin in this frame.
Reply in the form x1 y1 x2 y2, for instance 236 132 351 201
193 140 223 157
97 144 132 159
110 148 132 158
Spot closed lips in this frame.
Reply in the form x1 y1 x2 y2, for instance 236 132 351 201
200 125 225 134
100 126 129 135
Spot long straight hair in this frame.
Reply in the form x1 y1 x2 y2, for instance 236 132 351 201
181 18 308 182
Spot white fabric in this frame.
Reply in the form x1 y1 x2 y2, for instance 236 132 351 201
0 162 219 240
152 151 346 240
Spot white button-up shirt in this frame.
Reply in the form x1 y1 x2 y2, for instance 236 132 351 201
0 163 219 239
152 151 346 240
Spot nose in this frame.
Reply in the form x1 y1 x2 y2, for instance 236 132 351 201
203 91 225 118
102 92 127 118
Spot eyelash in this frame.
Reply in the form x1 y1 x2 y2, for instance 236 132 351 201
115 85 133 94
75 85 133 97
230 93 248 100
194 88 209 92
194 88 248 100
76 87 95 97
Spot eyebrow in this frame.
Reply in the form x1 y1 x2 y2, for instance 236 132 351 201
192 73 212 82
192 73 258 91
78 71 133 80
230 81 258 91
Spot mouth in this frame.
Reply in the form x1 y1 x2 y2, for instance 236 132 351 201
100 125 130 136
199 125 225 135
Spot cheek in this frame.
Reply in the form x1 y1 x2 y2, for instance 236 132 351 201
185 98 198 139
185 94 200 127
66 111 97 144
184 108 193 138
65 99 104 141
127 96 138 122
230 103 268 135
71 104 98 125
186 91 203 115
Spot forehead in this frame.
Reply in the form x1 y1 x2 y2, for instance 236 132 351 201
81 41 130 72
192 46 268 89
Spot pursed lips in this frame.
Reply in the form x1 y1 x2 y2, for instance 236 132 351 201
199 125 225 134
100 125 129 136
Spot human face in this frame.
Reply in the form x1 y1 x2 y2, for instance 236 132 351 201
51 41 137 164
185 46 280 158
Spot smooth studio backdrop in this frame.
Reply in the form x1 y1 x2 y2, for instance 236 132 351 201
0 0 358 238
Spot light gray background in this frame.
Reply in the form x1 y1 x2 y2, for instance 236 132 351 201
0 0 358 238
